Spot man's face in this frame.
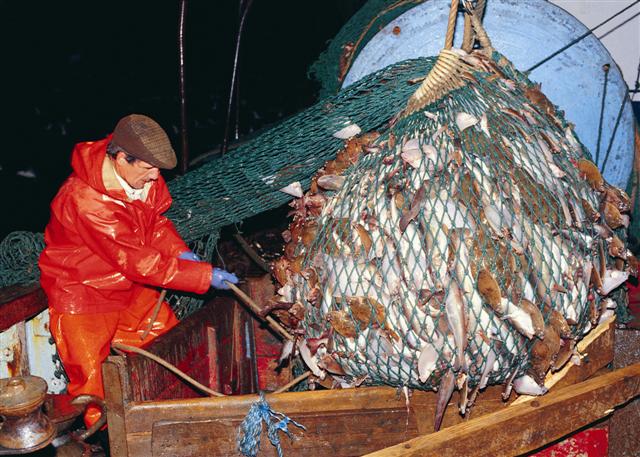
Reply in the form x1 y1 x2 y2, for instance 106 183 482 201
114 152 160 189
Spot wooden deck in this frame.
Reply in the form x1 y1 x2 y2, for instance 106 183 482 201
102 279 636 457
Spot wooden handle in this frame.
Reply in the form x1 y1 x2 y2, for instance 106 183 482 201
226 282 294 341
140 289 168 341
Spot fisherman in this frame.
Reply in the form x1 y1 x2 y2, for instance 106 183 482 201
39 114 238 428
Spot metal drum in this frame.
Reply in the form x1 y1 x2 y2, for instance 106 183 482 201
343 0 634 188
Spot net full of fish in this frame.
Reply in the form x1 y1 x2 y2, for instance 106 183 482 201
269 47 637 427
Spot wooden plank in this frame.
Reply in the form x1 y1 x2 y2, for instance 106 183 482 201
203 297 257 395
363 363 640 457
124 387 508 457
207 326 221 392
103 356 131 457
150 407 424 457
0 285 47 332
124 384 504 435
610 328 640 456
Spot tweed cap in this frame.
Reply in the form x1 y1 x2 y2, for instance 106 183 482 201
112 114 177 169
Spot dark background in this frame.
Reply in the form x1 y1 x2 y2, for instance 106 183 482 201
0 0 366 238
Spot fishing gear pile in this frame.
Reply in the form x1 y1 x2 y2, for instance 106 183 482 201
271 4 637 428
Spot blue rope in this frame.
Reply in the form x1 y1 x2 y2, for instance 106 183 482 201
237 392 306 457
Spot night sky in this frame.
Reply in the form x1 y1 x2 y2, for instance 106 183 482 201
0 0 366 238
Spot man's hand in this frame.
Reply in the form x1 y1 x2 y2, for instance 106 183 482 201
178 250 201 262
211 268 239 290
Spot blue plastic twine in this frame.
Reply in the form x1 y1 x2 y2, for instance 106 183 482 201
237 392 306 457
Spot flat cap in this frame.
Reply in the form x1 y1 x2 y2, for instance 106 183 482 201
112 114 177 169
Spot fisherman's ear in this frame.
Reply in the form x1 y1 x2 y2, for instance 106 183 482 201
115 151 130 166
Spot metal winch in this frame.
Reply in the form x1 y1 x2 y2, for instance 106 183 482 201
0 375 106 455
0 375 55 452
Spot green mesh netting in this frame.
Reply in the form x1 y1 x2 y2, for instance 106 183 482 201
0 57 439 318
0 231 45 287
277 47 634 396
165 59 436 243
309 0 426 98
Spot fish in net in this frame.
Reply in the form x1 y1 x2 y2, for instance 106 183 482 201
270 2 636 429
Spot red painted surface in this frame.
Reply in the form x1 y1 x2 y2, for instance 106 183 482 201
245 274 292 391
627 280 640 329
253 321 290 391
531 426 608 457
0 284 47 332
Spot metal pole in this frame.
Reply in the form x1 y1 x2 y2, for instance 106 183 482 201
178 0 189 174
221 0 253 155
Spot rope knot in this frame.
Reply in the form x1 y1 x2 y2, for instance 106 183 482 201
238 392 306 457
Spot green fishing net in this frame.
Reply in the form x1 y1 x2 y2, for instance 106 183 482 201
276 44 634 396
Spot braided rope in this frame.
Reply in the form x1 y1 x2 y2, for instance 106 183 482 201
444 0 460 50
404 49 468 114
468 1 493 53
462 0 487 52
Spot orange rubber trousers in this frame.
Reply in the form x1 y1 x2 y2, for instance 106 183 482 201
49 288 179 428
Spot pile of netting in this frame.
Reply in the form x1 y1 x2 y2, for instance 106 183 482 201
271 5 637 426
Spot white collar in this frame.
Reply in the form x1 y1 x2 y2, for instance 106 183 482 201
113 168 147 202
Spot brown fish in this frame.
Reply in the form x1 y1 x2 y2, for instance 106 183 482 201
434 370 456 431
271 257 290 286
319 353 346 375
603 184 631 212
306 286 321 307
547 308 573 339
576 159 604 191
551 339 575 372
602 201 625 229
342 296 385 326
529 338 552 384
301 221 318 247
608 235 626 259
354 224 373 256
524 84 557 119
590 262 603 292
399 184 427 233
580 198 600 221
477 269 503 310
302 267 318 288
327 310 357 338
288 255 303 275
520 299 545 339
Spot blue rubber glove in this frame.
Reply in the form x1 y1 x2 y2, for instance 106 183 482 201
211 268 239 290
178 250 201 262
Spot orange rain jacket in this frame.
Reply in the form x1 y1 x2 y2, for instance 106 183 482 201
39 135 212 314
